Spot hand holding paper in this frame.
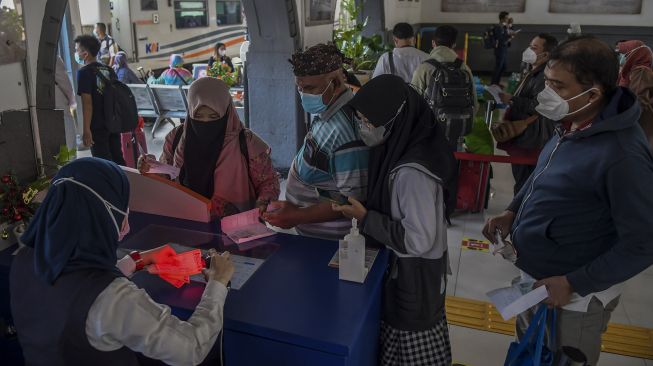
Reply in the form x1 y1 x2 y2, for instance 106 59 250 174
485 84 504 105
535 275 574 307
222 208 275 244
146 160 181 180
202 251 235 286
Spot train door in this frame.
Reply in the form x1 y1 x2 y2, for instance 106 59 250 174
111 0 134 60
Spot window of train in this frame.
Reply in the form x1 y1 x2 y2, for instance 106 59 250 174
174 0 208 29
216 0 242 26
141 0 158 11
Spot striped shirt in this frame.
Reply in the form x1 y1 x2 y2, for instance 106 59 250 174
286 89 369 240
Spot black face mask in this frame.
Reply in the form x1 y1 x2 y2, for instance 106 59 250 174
189 112 229 145
181 111 230 199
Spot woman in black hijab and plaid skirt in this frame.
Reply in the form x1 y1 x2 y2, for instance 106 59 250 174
333 75 456 365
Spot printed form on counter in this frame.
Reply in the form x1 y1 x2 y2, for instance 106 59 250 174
221 208 275 244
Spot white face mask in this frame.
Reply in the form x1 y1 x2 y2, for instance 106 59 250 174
218 49 227 57
522 48 538 65
119 215 130 241
53 177 129 241
356 101 405 147
535 85 599 121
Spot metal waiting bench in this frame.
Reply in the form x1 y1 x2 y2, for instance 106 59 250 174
128 83 244 138
127 84 186 138
127 84 158 120
149 85 188 138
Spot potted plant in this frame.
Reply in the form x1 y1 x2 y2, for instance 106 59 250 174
0 146 75 252
333 0 385 84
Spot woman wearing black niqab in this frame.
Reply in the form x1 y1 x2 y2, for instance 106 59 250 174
334 74 456 365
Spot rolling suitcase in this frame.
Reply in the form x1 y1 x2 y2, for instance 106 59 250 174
456 157 491 212
455 101 495 212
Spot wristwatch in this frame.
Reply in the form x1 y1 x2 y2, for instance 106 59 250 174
129 251 145 272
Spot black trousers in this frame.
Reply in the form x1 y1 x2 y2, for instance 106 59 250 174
491 48 508 85
91 129 126 166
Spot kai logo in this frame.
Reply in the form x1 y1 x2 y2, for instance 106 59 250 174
145 42 159 54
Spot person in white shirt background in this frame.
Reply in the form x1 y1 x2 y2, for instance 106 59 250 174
10 157 235 366
94 22 118 67
372 22 429 83
54 56 78 152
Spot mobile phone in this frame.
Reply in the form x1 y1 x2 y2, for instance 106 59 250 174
315 188 350 205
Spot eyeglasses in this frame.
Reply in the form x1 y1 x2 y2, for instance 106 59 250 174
356 100 406 131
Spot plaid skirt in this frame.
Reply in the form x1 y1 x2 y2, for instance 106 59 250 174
380 313 452 366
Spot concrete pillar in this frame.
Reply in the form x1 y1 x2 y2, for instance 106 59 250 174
241 0 303 170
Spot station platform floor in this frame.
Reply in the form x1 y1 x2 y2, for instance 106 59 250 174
79 121 653 366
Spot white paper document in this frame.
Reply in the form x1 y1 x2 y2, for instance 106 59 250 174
221 208 275 244
486 283 548 320
485 84 504 104
148 160 181 180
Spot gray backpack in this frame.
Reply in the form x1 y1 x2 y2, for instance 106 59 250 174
423 58 474 146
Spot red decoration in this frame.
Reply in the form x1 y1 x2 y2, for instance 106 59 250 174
1 172 40 226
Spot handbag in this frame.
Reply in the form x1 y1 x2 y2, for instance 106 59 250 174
504 304 556 366
491 115 539 143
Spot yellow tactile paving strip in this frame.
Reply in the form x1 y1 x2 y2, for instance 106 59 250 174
445 296 653 360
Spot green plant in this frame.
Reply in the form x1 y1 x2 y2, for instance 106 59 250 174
333 0 385 72
206 62 239 87
0 6 25 43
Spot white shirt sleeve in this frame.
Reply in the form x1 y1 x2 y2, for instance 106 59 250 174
372 52 388 79
116 255 136 277
86 276 228 366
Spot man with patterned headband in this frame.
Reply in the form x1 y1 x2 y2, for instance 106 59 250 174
263 44 369 240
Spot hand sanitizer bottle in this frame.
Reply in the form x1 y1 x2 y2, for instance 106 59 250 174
339 218 366 283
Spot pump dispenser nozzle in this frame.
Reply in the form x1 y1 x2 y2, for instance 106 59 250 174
351 218 359 235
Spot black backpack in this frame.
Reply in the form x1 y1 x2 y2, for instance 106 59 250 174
423 58 474 146
94 65 138 134
483 26 497 49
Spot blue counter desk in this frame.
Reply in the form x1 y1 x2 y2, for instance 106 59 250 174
121 212 388 366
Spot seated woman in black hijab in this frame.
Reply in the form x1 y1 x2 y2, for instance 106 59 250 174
10 158 234 366
333 75 456 365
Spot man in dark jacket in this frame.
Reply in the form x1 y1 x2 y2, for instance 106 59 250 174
490 11 514 85
497 33 558 194
484 36 653 366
